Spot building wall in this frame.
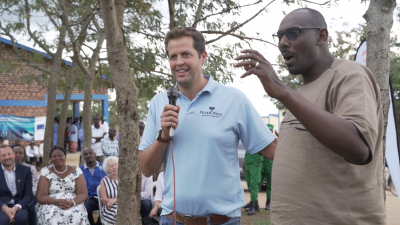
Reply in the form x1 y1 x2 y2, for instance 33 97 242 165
0 43 108 118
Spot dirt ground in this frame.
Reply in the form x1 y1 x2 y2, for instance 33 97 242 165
62 152 400 225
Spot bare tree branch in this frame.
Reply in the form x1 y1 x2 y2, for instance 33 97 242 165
168 0 176 30
301 0 331 6
123 26 164 39
193 0 263 26
192 0 204 29
23 0 54 57
38 0 61 29
205 0 276 44
202 30 277 47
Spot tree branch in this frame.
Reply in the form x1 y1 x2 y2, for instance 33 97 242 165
168 0 175 30
192 0 205 29
204 0 276 44
0 23 52 74
202 30 277 47
300 0 331 6
193 1 263 26
23 0 55 57
123 26 164 39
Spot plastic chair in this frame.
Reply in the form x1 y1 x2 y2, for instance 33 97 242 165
97 185 113 225
150 181 157 206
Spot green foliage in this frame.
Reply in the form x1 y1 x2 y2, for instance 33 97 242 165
123 0 285 117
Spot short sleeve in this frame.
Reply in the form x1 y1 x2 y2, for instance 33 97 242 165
237 96 275 154
328 68 380 164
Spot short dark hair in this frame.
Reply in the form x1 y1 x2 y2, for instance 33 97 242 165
50 146 67 157
164 27 206 58
93 115 100 119
12 144 26 160
292 8 327 29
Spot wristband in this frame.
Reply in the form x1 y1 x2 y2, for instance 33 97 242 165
71 200 76 206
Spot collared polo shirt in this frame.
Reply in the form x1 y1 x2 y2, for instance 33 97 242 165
139 76 275 217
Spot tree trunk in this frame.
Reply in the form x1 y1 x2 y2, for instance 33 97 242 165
363 0 397 203
82 75 93 150
57 57 78 147
42 31 67 167
100 0 141 224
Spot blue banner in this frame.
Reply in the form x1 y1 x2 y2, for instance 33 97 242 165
0 115 35 140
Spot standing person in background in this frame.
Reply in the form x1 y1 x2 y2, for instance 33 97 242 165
258 124 275 211
78 116 83 151
139 122 145 142
91 115 106 163
101 127 119 160
242 143 263 215
78 127 84 166
64 118 71 150
80 147 106 225
68 121 78 153
12 144 38 225
26 141 40 170
100 116 109 135
53 118 58 147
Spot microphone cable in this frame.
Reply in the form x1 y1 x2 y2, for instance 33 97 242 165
170 139 177 225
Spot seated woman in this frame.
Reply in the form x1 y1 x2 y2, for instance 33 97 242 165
100 156 119 224
12 144 39 225
36 147 89 225
149 171 164 219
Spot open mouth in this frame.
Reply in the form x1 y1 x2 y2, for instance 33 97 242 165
176 68 189 75
283 54 295 65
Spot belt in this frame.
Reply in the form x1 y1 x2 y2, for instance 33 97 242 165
166 212 233 225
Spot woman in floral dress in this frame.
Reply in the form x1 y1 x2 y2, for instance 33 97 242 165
36 146 89 225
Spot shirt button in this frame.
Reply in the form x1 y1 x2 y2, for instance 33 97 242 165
186 103 188 106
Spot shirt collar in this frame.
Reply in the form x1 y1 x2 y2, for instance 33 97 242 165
1 163 16 172
84 161 100 169
176 75 219 97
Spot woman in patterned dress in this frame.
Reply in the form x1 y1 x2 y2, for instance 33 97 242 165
100 156 119 224
36 146 89 225
12 144 39 225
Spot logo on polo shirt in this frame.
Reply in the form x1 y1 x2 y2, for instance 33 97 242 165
200 107 223 118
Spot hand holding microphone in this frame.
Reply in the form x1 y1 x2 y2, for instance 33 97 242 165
160 87 180 140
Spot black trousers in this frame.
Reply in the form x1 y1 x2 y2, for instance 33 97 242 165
0 204 28 225
140 199 152 225
84 198 101 225
28 198 37 225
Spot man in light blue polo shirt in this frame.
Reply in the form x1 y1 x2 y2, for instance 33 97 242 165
139 27 277 225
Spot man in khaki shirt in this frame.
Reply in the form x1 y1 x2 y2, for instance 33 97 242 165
234 8 385 225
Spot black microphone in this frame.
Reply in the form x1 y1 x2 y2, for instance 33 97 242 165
167 87 178 139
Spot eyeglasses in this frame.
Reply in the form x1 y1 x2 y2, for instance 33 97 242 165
272 27 320 44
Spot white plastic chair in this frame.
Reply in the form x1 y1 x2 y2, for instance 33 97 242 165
150 181 157 206
97 185 113 225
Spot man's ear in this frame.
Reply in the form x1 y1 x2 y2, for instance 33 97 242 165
317 28 329 46
201 51 207 65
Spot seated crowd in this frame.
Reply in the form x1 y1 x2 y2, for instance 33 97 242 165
0 121 163 225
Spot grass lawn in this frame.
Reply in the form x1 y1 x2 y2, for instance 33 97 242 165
240 208 270 225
